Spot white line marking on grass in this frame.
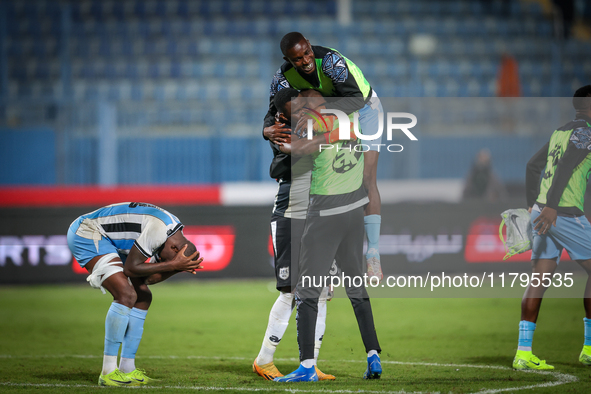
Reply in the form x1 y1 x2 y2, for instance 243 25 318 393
0 355 578 394
0 382 426 394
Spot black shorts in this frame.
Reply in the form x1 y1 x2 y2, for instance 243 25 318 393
270 215 305 291
297 206 367 299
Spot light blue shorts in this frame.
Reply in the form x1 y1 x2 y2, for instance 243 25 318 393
531 208 591 262
67 217 121 268
358 91 384 151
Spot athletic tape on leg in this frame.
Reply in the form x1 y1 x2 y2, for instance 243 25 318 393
87 253 123 294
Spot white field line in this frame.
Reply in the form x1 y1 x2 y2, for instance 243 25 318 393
0 354 578 394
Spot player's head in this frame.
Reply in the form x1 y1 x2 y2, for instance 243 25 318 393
299 89 326 109
274 87 304 124
573 85 591 115
280 32 315 75
158 230 199 262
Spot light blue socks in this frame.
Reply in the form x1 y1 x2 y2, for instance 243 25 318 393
518 320 536 351
121 307 148 359
104 302 131 356
364 215 381 259
584 317 591 346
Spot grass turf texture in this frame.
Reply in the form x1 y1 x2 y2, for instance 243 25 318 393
1 280 590 393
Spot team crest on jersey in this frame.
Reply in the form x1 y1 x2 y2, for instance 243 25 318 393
279 267 290 280
543 145 562 179
333 140 362 173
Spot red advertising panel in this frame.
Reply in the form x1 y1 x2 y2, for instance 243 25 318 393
183 225 235 272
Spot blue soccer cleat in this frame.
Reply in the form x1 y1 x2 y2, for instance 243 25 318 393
363 354 382 379
273 364 318 382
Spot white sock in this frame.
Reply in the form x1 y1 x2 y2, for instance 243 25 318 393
301 359 315 368
518 346 532 351
256 292 294 365
368 350 378 358
314 291 328 365
119 357 136 373
102 355 118 375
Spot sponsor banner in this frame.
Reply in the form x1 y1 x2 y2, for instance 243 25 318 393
373 201 583 276
0 206 272 284
183 226 235 272
1 200 586 284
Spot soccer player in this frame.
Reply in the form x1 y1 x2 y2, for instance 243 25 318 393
67 202 204 386
272 89 382 382
253 88 346 381
263 32 383 281
513 85 591 370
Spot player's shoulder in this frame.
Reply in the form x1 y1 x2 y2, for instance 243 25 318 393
318 47 348 83
129 203 180 227
569 125 591 150
312 45 333 58
270 65 292 96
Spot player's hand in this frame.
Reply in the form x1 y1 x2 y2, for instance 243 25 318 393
533 206 557 235
264 122 291 146
294 112 315 138
170 244 203 272
275 112 289 125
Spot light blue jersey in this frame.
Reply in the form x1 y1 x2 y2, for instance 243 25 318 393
67 202 183 267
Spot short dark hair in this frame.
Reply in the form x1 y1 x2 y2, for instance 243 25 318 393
573 85 591 112
273 88 300 113
280 32 306 56
184 241 199 260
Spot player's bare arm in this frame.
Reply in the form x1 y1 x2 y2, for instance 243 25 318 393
144 250 203 285
534 139 589 234
264 122 291 146
124 244 202 278
532 207 557 235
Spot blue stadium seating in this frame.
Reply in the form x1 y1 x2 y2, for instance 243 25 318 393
3 0 591 185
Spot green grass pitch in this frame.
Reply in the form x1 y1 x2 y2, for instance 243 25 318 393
1 279 590 393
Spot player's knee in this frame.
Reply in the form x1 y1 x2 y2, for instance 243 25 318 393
115 285 137 308
135 285 152 306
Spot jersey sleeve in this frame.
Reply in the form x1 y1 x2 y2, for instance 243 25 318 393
545 127 591 209
320 50 366 115
134 216 170 258
525 142 549 208
263 68 292 137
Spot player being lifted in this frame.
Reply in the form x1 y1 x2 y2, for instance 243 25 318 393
253 87 357 381
67 202 203 386
263 32 383 281
513 85 591 370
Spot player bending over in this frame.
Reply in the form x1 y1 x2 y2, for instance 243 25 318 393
513 85 591 370
67 202 203 386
